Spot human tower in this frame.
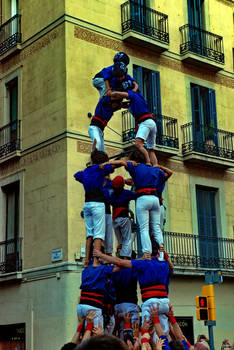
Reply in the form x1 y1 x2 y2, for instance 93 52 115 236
73 52 176 345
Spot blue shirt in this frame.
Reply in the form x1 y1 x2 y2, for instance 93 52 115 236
74 164 114 192
127 90 150 117
80 264 114 291
160 335 171 350
126 162 162 190
100 65 114 81
104 188 136 206
131 258 170 289
112 268 138 304
94 96 118 123
154 169 166 196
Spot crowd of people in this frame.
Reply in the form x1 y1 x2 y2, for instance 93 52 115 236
61 53 230 349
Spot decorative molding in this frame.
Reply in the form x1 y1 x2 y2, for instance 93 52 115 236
0 27 63 74
76 140 121 158
0 141 64 178
74 25 234 89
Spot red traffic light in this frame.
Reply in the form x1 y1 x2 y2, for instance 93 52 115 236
199 297 207 308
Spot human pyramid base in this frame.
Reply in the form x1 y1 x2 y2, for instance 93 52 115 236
62 53 193 350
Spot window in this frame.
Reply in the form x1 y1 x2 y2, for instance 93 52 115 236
196 186 219 268
1 181 20 273
133 65 164 143
190 84 218 151
187 0 204 28
0 76 20 156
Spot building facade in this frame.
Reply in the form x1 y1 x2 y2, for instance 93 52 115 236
0 0 233 349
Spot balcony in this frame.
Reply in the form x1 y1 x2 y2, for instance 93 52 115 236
0 120 21 162
121 0 169 52
164 232 234 273
0 238 22 275
122 111 179 156
181 122 234 168
179 24 224 71
0 14 22 61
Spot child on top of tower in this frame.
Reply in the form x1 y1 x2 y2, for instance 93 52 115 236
92 52 138 97
74 148 127 267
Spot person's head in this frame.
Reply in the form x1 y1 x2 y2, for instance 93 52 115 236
170 340 187 350
61 342 77 350
112 175 125 191
91 149 109 165
113 52 130 66
75 335 128 350
129 150 146 163
112 62 127 80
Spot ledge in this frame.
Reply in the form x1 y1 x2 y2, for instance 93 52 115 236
173 266 234 278
0 271 22 284
0 44 22 63
123 30 169 53
182 151 234 169
0 150 21 165
180 52 224 71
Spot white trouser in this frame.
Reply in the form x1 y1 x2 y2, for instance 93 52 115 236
88 125 105 152
92 77 107 98
113 217 132 257
83 202 105 240
104 314 115 336
104 214 114 254
136 195 163 253
115 302 140 339
136 119 157 149
141 297 170 334
77 304 103 329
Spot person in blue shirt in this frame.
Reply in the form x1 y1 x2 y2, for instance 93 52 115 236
92 52 138 97
93 249 173 335
112 266 140 340
74 148 127 267
88 95 124 152
110 90 158 166
77 261 117 330
104 175 136 258
125 150 163 259
103 175 114 256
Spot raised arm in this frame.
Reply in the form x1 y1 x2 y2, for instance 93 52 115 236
132 81 139 92
93 249 132 268
158 164 173 179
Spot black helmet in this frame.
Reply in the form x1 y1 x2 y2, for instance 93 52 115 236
113 52 130 66
112 62 128 77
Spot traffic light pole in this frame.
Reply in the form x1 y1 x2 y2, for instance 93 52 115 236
205 321 216 350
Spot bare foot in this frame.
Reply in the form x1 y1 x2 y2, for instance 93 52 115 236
92 257 101 267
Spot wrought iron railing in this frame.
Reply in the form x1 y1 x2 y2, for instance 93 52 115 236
0 238 22 274
164 232 234 270
121 0 169 44
179 24 224 64
0 14 22 55
122 110 179 149
0 120 21 158
181 122 234 160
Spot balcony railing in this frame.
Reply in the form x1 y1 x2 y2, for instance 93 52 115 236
0 14 22 56
0 120 21 158
121 0 169 44
181 122 234 160
164 232 234 270
0 238 22 274
179 24 224 64
122 110 179 149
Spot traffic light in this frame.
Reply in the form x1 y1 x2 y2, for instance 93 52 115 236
196 296 208 320
202 284 216 321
